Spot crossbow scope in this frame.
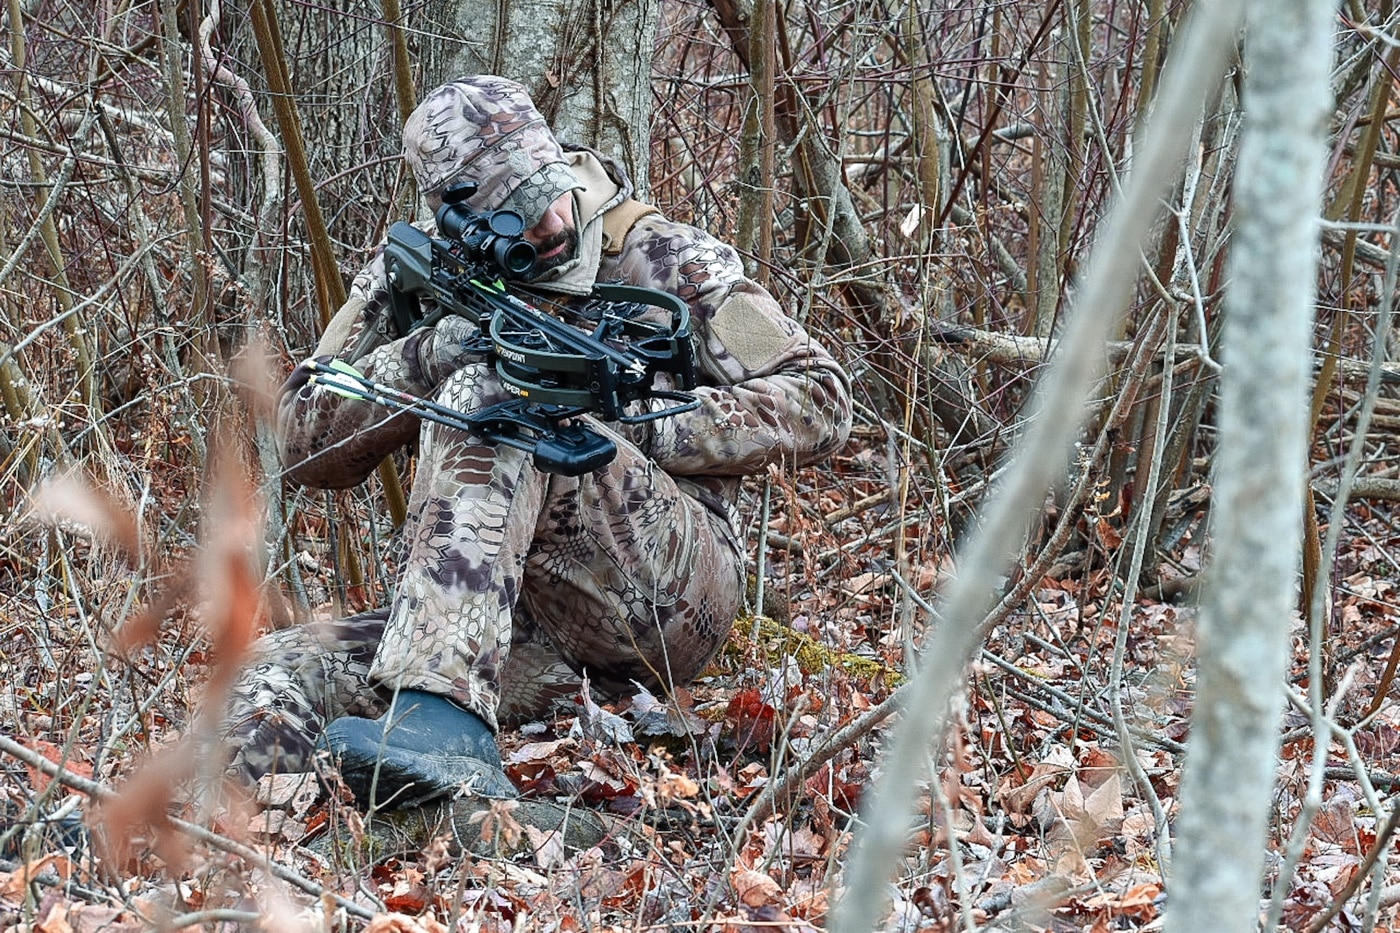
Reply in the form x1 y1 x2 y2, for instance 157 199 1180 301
434 182 537 278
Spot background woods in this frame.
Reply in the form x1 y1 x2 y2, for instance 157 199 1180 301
4 0 1400 931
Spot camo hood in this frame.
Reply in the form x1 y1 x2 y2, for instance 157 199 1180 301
402 76 583 227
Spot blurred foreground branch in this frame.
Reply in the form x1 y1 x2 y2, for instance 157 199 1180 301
0 734 376 922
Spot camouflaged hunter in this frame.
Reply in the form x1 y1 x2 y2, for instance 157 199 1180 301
224 76 853 807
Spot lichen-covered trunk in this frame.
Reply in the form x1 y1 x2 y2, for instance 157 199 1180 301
1164 1 1335 930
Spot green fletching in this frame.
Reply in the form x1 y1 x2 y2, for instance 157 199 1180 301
324 359 365 379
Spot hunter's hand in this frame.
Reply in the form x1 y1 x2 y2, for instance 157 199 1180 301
419 314 482 384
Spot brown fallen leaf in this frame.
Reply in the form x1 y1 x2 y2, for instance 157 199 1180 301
246 809 305 841
1000 746 1074 814
0 852 74 902
34 899 76 933
66 904 140 933
17 738 92 794
254 771 319 814
732 868 783 908
1059 772 1125 833
364 913 449 933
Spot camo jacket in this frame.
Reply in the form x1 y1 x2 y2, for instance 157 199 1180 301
275 149 853 536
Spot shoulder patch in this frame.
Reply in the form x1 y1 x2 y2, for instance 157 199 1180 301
602 199 660 255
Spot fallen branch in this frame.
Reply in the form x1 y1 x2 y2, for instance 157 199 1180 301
1322 225 1393 270
1312 476 1400 502
1324 766 1400 789
931 320 1400 385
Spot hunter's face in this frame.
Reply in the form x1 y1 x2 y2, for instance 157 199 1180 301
525 192 578 274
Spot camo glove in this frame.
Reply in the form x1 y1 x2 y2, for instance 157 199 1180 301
418 314 484 386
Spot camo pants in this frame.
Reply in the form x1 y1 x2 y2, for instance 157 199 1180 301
226 362 745 780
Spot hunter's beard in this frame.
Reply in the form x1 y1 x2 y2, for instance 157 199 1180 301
531 228 579 275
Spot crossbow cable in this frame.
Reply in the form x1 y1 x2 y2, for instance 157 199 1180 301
431 275 698 473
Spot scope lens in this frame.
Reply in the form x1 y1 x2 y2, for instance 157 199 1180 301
496 240 538 276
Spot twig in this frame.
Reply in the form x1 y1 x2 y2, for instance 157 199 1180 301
928 751 978 933
164 908 266 927
245 0 407 530
1303 798 1400 933
0 733 376 922
821 491 891 525
1108 281 1178 874
979 650 1186 755
740 684 904 828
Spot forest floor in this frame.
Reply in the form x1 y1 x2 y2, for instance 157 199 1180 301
3 428 1400 933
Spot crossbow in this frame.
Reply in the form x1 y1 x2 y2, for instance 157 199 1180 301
310 181 698 476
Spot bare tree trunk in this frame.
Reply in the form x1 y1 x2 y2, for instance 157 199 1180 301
422 0 660 192
1163 1 1335 930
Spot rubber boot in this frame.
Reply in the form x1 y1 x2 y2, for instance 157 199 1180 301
320 690 516 809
